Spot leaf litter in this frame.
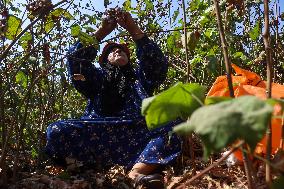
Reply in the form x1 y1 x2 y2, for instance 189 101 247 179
3 135 272 189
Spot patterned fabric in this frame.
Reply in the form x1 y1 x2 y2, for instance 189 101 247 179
45 35 181 170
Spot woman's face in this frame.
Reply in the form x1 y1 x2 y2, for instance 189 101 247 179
107 47 129 66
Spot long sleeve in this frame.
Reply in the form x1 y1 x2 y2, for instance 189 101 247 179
67 42 104 98
135 35 168 95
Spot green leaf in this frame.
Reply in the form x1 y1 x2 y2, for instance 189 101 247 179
190 55 202 67
78 31 99 50
123 0 131 11
5 15 22 40
249 20 260 41
52 8 74 21
280 12 284 21
174 96 273 159
206 55 218 75
266 98 284 108
71 24 81 37
205 96 232 105
104 0 110 7
142 82 206 130
204 29 214 39
19 32 32 50
28 56 37 63
44 9 74 33
172 9 180 23
272 176 284 189
145 0 154 11
266 98 284 119
16 71 28 88
57 171 71 180
233 52 244 58
31 147 38 158
166 31 181 54
44 16 54 33
84 26 96 33
198 15 210 27
233 51 248 61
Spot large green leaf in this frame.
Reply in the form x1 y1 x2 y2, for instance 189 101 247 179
5 15 22 40
142 82 206 130
174 96 273 159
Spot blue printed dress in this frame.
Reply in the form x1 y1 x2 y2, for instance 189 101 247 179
45 35 181 170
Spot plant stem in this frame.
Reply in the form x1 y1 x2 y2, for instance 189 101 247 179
213 0 234 98
241 146 255 189
281 111 284 149
181 0 190 82
263 0 273 184
273 0 279 82
213 1 256 188
181 0 196 175
0 71 5 148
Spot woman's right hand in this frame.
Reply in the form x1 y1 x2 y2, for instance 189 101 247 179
116 9 144 40
101 9 117 34
94 9 117 41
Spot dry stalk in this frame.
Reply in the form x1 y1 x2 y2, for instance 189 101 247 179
212 1 257 189
213 0 234 98
263 0 273 184
181 0 196 176
175 141 245 189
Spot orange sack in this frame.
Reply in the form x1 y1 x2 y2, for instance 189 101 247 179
207 64 284 160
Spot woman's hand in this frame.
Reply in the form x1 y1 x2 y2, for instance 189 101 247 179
102 9 118 33
116 9 134 30
94 9 117 41
116 9 144 40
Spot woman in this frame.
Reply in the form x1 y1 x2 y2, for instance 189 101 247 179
45 9 181 188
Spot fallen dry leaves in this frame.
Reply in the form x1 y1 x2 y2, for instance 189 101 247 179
1 136 277 189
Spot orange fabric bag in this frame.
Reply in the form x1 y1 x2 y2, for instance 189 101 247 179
207 64 284 160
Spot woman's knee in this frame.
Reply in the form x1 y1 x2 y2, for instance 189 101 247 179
46 121 67 140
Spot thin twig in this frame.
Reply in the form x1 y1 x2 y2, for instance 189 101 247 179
181 0 196 176
213 0 234 98
213 1 257 188
0 71 5 149
241 146 255 189
176 141 245 189
181 0 190 82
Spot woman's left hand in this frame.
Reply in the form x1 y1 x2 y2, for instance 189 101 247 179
116 9 144 40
